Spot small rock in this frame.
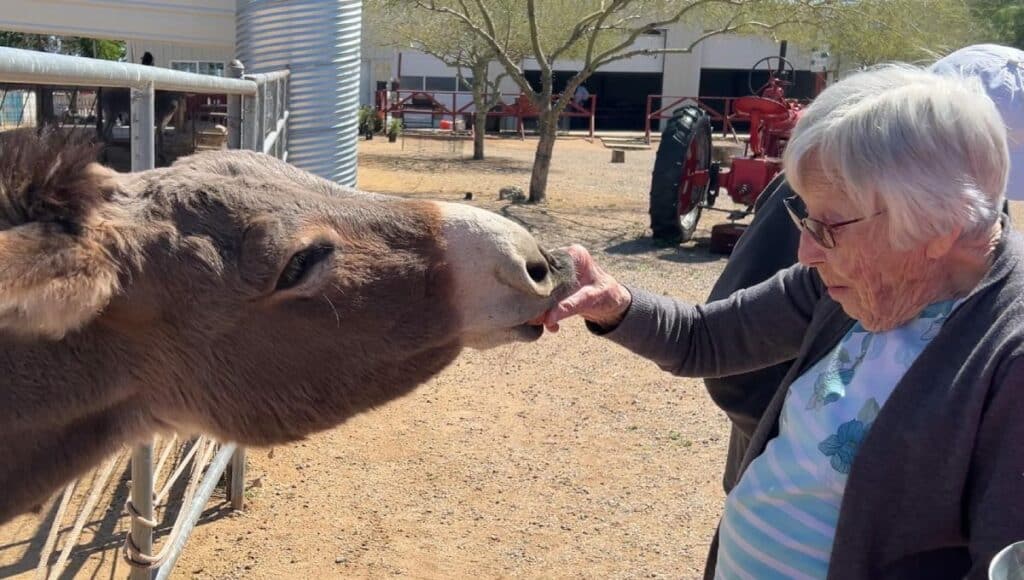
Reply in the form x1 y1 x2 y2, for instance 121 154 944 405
498 186 526 202
335 556 348 564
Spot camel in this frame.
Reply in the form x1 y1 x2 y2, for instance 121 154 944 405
0 127 574 523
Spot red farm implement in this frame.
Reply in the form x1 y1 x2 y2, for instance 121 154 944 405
649 53 814 252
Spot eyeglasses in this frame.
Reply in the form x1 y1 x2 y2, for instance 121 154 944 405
783 195 884 249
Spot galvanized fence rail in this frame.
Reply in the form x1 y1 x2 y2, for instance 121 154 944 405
0 46 289 580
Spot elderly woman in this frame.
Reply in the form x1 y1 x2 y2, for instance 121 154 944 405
544 65 1024 579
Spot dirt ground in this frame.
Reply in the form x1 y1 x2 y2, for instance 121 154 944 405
5 134 1015 579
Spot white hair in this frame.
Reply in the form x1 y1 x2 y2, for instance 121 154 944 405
783 64 1009 248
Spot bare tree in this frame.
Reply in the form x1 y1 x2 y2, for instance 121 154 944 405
367 0 528 160
409 0 832 202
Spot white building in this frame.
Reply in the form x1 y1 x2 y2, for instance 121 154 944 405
1 4 817 135
1 0 361 184
365 25 816 131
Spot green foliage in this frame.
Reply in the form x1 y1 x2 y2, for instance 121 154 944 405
358 105 383 134
0 31 57 52
789 0 980 66
387 118 403 138
0 32 125 60
970 0 1024 49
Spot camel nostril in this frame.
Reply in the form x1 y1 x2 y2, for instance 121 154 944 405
526 260 549 283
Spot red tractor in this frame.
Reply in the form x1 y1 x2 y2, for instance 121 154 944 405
649 55 808 251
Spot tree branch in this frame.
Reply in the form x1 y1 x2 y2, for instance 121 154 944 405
413 0 536 96
583 0 631 70
590 0 835 70
548 3 618 62
589 0 734 68
470 0 499 39
526 0 550 75
591 17 816 69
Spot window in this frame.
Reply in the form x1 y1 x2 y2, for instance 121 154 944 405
458 77 473 92
198 62 225 77
170 60 226 77
170 61 198 74
425 76 456 91
399 76 424 90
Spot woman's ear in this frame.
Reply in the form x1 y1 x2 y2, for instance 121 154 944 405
925 226 963 260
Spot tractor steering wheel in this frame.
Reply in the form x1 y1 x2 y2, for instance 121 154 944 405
748 56 796 97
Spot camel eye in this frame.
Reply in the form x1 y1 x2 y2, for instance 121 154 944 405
276 244 334 291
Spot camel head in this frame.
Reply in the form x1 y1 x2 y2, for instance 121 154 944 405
0 128 573 521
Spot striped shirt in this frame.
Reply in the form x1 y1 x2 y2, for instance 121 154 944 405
715 299 960 579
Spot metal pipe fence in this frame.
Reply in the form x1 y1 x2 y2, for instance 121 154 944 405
0 46 289 580
376 89 598 139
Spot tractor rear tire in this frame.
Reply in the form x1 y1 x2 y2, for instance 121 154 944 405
649 105 713 244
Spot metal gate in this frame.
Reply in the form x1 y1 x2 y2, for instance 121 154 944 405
0 46 289 580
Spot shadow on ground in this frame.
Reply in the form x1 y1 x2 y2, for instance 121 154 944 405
359 152 532 176
0 456 234 580
605 236 724 265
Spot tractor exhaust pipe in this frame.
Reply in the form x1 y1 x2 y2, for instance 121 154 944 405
778 41 788 76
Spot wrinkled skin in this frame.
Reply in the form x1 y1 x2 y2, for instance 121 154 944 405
0 129 574 522
544 169 999 334
794 168 995 332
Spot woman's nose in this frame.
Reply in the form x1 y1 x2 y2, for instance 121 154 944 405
797 229 826 267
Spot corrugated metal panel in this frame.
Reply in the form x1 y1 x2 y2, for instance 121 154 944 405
237 0 361 187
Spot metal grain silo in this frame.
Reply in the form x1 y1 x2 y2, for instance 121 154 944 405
237 0 361 186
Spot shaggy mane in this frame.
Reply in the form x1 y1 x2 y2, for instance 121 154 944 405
0 127 107 231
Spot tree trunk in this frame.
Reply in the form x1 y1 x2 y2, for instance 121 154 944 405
471 86 487 161
470 60 490 161
473 106 487 160
527 66 558 204
528 109 558 203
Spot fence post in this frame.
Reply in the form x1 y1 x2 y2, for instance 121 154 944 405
645 96 653 144
282 76 286 158
131 82 155 172
128 442 154 580
260 81 268 149
281 75 289 160
228 60 244 149
275 78 283 158
128 81 156 580
228 446 246 510
589 95 596 139
227 72 270 511
241 91 258 151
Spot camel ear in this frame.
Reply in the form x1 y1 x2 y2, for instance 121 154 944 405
0 128 120 339
0 223 120 339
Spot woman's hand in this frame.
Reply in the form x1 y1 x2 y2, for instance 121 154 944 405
543 244 632 332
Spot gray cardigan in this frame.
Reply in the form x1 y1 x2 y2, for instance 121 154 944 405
704 175 803 494
598 220 1024 579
